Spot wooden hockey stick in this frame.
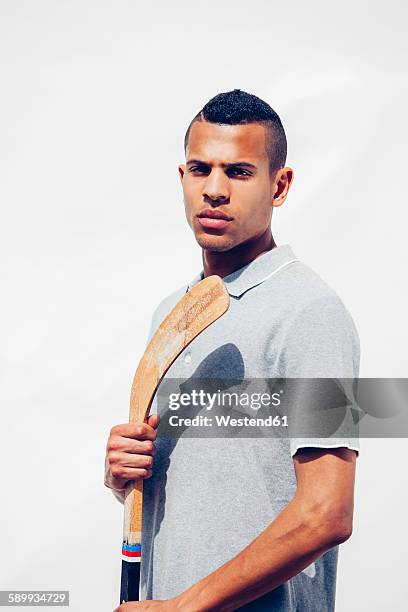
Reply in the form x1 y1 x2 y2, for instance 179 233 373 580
120 275 230 604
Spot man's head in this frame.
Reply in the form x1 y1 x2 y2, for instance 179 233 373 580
179 89 294 254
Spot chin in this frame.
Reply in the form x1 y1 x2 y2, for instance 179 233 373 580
194 233 236 252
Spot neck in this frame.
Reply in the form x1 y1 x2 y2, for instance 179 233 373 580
202 228 277 279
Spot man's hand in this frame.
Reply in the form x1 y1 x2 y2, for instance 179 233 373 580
104 415 160 495
113 599 175 611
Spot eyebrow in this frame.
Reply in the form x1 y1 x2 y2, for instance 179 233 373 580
186 159 258 170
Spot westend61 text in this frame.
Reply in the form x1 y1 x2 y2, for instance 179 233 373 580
168 414 289 427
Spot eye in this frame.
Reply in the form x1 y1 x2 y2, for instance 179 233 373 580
188 165 210 175
228 168 251 177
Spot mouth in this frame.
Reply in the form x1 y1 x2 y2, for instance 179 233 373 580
197 217 232 229
197 209 233 230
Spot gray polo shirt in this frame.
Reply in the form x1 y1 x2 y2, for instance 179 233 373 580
133 243 360 610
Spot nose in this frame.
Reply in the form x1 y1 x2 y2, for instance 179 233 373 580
203 168 230 203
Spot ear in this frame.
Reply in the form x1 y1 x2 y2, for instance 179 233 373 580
272 167 294 207
178 163 186 181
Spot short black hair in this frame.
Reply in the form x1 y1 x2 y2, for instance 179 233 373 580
184 89 287 174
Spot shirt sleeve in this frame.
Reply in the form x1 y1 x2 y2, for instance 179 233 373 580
279 294 361 458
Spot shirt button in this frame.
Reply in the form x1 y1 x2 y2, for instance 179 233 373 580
184 351 192 364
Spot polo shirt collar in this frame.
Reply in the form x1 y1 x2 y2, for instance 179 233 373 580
186 243 299 298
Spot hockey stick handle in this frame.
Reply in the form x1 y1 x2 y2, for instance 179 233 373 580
120 454 145 602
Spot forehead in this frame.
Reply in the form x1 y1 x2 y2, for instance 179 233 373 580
187 121 268 163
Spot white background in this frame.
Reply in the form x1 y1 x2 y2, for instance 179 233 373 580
1 1 407 610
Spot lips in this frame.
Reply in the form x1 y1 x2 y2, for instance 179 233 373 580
197 208 233 230
198 208 233 221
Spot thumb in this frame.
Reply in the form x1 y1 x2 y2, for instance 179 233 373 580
147 413 160 429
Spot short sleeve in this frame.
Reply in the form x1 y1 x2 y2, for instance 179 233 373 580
280 295 361 458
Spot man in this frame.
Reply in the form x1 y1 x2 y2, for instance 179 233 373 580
106 89 360 611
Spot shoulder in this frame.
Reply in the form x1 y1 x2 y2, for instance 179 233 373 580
265 259 358 332
270 261 361 377
287 261 359 337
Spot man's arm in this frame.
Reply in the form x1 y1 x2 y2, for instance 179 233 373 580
173 447 356 612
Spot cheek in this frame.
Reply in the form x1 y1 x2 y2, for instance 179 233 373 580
237 183 271 225
181 180 196 210
182 187 195 227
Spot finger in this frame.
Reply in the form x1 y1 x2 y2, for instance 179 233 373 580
109 451 154 470
110 423 157 441
147 413 160 429
110 463 153 481
108 437 156 455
